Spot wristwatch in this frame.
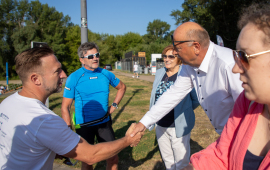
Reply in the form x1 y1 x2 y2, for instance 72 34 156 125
111 103 118 109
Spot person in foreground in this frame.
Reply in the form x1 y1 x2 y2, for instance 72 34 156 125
182 3 270 170
130 21 243 138
61 42 126 170
150 44 199 169
0 47 142 170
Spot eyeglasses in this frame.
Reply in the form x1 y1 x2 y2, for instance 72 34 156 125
82 52 100 59
171 35 195 47
233 49 270 68
162 54 176 59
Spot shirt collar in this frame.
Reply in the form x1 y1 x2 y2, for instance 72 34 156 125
82 66 98 72
197 41 214 73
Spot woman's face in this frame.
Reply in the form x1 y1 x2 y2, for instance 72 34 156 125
232 23 270 104
164 49 179 70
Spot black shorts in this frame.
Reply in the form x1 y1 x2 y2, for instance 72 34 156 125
76 119 115 144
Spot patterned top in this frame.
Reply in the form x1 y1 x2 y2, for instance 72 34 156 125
155 72 178 127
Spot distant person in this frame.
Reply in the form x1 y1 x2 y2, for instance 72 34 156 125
0 86 4 94
182 3 270 170
61 42 126 170
130 22 243 139
132 62 139 78
0 47 142 169
150 44 199 169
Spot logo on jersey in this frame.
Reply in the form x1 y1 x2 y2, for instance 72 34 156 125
65 87 71 91
89 77 98 79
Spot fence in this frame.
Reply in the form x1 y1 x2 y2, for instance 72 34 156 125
119 57 146 73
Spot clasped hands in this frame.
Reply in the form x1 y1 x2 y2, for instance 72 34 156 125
125 122 146 147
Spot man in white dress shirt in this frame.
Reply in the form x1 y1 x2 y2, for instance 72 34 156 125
130 22 243 138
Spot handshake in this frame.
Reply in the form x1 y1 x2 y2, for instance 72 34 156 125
125 122 146 147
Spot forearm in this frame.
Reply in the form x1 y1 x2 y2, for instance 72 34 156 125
61 107 72 126
113 84 126 104
88 137 130 163
141 69 193 128
71 137 131 165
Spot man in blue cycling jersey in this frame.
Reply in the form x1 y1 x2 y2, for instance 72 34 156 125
61 42 126 170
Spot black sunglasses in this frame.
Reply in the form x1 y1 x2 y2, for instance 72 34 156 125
233 50 270 68
162 54 176 59
82 52 100 59
170 35 195 46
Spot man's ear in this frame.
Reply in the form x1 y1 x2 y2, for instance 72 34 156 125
79 58 84 65
30 73 41 85
193 42 201 55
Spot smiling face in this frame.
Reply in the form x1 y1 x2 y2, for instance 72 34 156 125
232 22 270 104
164 49 179 70
80 48 99 71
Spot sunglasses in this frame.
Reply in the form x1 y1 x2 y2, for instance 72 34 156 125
82 52 100 59
233 49 270 68
162 54 176 59
170 35 195 46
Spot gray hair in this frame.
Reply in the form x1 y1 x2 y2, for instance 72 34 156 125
77 42 99 58
186 28 210 48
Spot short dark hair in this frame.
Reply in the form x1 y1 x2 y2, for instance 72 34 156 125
77 42 99 58
162 44 182 65
15 47 54 82
238 3 270 45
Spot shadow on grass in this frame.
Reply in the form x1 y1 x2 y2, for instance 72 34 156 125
94 121 163 170
112 89 143 124
190 138 204 155
49 97 62 110
93 125 205 169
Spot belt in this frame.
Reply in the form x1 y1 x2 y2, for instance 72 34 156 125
72 112 110 129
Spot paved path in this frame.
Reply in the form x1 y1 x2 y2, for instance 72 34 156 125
113 70 155 82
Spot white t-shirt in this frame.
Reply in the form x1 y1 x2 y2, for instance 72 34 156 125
0 92 80 170
133 64 138 71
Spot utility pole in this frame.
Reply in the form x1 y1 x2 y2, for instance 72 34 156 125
81 0 88 44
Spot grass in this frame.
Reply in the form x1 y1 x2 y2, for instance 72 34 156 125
0 72 220 169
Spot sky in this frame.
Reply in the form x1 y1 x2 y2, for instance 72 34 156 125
31 0 184 36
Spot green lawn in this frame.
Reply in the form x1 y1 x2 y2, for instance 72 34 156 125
0 73 219 169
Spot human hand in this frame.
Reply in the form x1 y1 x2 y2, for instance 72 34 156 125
107 106 116 114
125 123 143 147
130 122 146 137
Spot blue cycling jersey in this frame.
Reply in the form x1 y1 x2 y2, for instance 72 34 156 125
63 67 120 126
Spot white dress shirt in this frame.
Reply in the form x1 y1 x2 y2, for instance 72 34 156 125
140 41 243 134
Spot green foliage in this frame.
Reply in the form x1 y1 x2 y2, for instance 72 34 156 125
144 19 171 44
170 0 270 49
1 0 175 79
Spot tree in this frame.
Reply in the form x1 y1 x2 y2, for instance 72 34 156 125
120 32 143 52
170 0 270 49
0 0 17 78
145 19 170 44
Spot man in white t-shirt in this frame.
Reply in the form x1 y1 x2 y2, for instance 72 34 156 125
0 47 143 170
132 62 139 78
